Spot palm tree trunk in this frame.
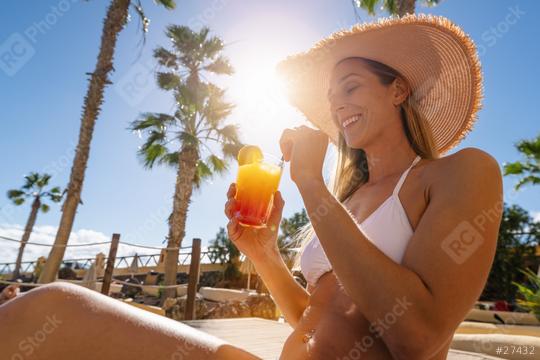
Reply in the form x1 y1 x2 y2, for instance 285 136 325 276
396 0 415 16
162 146 199 301
38 0 131 284
12 197 41 280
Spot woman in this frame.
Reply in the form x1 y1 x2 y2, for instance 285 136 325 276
0 14 502 360
226 14 501 359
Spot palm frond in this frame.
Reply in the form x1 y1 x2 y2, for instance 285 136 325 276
139 143 169 168
179 130 200 148
424 0 441 7
12 198 25 206
515 175 540 190
48 194 64 203
153 47 178 69
7 189 26 199
130 113 176 131
203 55 234 75
383 0 396 14
200 35 224 60
156 72 181 90
23 173 40 189
198 83 235 129
40 204 50 213
207 154 228 174
175 83 199 118
158 152 179 168
221 142 244 160
503 161 526 176
167 25 197 56
355 0 379 15
48 186 62 195
516 136 540 161
193 159 213 189
214 124 241 144
35 173 51 188
154 0 176 9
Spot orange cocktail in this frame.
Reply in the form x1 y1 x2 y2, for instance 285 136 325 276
234 146 283 227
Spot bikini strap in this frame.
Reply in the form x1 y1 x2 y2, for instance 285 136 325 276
392 155 421 196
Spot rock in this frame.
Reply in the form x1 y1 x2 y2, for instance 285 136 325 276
203 300 251 319
201 293 278 320
163 293 208 321
163 291 278 321
58 266 77 280
246 294 277 320
199 271 223 287
120 277 142 298
162 297 177 311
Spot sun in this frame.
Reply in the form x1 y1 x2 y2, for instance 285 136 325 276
226 58 288 117
221 54 304 150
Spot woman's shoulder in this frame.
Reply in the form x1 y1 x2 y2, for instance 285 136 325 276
429 147 499 173
423 147 501 193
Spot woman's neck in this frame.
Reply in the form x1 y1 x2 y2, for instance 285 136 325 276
363 131 417 185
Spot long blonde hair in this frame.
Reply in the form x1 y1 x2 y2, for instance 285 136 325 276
291 57 440 271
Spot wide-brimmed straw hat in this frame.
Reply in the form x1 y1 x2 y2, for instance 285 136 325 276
276 13 483 154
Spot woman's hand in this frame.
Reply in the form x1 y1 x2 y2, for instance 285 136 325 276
0 284 19 305
279 126 328 188
224 183 285 262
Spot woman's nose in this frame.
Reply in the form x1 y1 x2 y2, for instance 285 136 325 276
332 103 346 116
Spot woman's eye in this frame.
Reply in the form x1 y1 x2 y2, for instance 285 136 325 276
346 85 359 94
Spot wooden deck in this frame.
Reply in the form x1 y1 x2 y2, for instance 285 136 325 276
182 317 505 360
183 317 292 359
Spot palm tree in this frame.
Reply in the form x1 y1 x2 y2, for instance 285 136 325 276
39 0 176 283
353 0 441 17
130 25 242 300
7 173 63 279
208 227 242 282
504 133 540 190
278 209 309 269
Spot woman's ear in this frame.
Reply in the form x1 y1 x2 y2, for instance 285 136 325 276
392 77 410 107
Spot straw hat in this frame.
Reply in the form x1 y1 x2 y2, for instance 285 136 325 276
276 13 483 154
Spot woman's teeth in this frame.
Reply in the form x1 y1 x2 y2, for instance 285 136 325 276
343 115 361 128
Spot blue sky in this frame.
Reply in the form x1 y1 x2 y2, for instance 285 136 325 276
0 0 538 262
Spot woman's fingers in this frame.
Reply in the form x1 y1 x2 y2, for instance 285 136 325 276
225 183 237 219
279 128 296 162
226 217 241 241
224 198 238 219
227 183 236 200
267 191 285 230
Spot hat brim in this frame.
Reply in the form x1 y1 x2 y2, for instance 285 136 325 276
276 14 483 154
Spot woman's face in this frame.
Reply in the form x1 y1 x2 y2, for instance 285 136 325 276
328 58 404 149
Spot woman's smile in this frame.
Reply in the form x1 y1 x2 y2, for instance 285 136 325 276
342 114 363 128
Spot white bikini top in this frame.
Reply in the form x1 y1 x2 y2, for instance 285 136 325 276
300 155 422 287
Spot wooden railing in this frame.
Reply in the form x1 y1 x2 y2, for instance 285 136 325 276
0 247 224 276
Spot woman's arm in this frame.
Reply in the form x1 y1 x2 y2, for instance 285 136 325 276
224 184 309 329
250 248 310 328
296 148 502 359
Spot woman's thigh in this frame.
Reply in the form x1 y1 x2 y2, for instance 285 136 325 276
0 282 259 360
